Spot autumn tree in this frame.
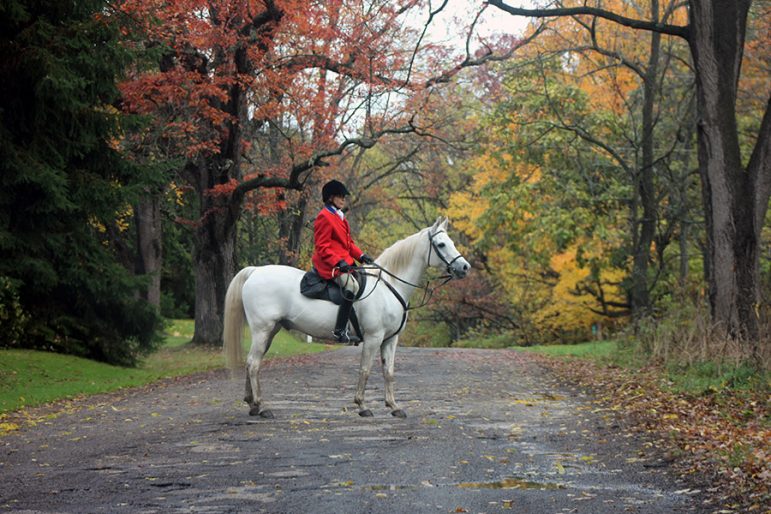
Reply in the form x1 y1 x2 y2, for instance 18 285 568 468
446 71 632 342
517 0 695 320
118 0 434 345
489 0 771 356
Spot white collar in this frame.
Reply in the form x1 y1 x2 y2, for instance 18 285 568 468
326 204 345 220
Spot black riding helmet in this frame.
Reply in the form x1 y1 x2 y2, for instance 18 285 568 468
322 180 350 203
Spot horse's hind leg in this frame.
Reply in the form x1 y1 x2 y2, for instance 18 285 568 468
354 339 380 417
380 336 406 418
244 324 280 418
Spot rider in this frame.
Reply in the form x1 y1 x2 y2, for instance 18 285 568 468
312 179 374 344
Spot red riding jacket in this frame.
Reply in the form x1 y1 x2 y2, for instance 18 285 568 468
312 205 364 280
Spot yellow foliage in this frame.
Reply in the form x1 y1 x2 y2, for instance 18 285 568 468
534 245 626 335
115 204 133 233
169 182 187 206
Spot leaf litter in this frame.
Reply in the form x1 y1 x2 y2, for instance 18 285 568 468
525 352 769 512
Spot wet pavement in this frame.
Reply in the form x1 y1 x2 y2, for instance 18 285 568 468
0 347 707 513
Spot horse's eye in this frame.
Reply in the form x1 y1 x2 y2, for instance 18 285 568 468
438 242 446 248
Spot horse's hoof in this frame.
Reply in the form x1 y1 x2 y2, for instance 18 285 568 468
248 406 261 416
359 409 374 417
259 409 275 419
391 409 407 419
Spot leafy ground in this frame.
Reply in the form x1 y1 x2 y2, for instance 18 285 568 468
0 320 330 418
518 342 770 512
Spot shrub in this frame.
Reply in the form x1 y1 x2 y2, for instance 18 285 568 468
0 277 28 346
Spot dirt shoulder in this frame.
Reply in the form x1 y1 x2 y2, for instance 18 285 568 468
1 347 710 513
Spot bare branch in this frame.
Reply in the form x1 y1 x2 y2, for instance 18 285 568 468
425 21 547 88
486 0 689 39
234 123 421 198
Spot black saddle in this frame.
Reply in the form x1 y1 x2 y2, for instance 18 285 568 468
300 268 366 305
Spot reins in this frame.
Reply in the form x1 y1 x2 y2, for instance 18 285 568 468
357 263 452 311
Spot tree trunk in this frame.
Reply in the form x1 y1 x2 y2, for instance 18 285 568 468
689 0 768 346
677 115 695 292
277 190 310 266
191 165 241 346
190 44 249 346
630 0 661 320
135 193 163 307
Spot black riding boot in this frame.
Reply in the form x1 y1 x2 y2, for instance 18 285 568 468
334 298 361 344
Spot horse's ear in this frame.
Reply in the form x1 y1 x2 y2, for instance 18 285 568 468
441 217 449 230
432 216 443 230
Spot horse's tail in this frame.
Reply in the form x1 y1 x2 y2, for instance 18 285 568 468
223 266 257 372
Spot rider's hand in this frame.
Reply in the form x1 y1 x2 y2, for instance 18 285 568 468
360 254 374 265
337 260 353 274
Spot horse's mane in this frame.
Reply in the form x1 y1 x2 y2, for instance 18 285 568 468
375 227 428 276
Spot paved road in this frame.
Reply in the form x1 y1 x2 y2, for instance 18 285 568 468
1 347 705 513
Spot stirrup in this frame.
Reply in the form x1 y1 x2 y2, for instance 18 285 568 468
334 329 361 345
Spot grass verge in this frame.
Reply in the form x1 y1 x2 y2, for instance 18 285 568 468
0 319 331 415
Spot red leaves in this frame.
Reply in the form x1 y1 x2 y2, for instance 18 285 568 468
116 0 426 162
207 178 238 197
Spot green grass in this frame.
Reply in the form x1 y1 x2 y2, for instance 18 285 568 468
452 333 518 349
509 339 647 371
664 361 766 394
517 340 621 360
452 332 626 360
0 320 332 414
502 337 765 395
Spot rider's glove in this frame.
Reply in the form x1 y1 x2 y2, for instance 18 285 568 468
360 253 374 265
337 260 353 274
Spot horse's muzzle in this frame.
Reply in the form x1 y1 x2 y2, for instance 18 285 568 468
449 258 470 279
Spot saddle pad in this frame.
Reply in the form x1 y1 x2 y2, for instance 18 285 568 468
300 268 367 305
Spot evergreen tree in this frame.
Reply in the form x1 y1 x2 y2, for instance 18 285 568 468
0 0 162 365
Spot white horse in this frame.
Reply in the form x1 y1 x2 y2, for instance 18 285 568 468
223 217 470 418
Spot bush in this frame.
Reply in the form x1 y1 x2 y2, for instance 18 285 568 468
0 277 28 346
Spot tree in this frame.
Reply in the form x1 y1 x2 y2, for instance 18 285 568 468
502 0 698 322
0 0 162 364
445 91 631 343
118 0 440 345
489 0 771 354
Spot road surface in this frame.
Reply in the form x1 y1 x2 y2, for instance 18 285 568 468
0 347 706 513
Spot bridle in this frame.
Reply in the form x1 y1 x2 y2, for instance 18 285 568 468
355 229 465 340
428 229 465 277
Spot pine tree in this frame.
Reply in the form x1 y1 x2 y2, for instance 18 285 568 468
0 0 162 365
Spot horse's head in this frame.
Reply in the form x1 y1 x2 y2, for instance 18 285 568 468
427 217 470 279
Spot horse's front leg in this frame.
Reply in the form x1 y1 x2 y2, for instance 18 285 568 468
380 336 406 418
354 339 380 417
